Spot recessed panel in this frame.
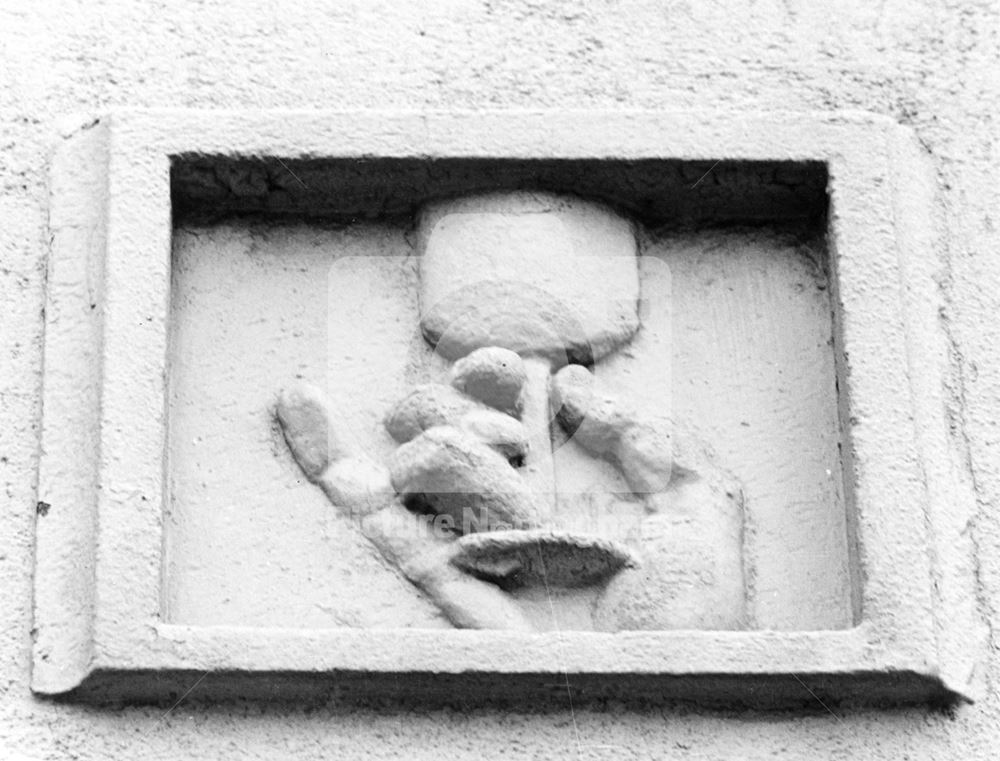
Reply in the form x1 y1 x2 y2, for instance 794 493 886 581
165 158 849 633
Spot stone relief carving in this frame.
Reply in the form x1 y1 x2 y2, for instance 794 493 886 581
31 111 958 704
275 191 746 631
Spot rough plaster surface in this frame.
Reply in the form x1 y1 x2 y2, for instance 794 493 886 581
2 1 999 759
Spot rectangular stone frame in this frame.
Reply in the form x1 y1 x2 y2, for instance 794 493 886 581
33 110 973 706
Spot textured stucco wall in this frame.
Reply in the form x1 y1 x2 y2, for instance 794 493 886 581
2 1 999 758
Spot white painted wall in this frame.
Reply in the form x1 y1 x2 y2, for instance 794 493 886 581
2 1 999 757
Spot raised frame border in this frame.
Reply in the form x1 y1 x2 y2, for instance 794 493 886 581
33 110 974 706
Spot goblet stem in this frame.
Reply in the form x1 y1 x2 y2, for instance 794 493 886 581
518 356 557 523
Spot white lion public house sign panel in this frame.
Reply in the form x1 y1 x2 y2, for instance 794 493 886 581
32 110 973 706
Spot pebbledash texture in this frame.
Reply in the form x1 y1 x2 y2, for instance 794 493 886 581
29 109 978 711
6 5 1000 760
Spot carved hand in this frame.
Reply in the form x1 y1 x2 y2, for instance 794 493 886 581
551 364 748 631
275 380 534 631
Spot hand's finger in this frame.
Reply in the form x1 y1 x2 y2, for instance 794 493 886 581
389 426 542 533
551 365 677 494
276 382 346 481
456 409 528 462
551 364 635 455
384 384 482 442
617 424 674 494
449 346 526 413
385 383 529 462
